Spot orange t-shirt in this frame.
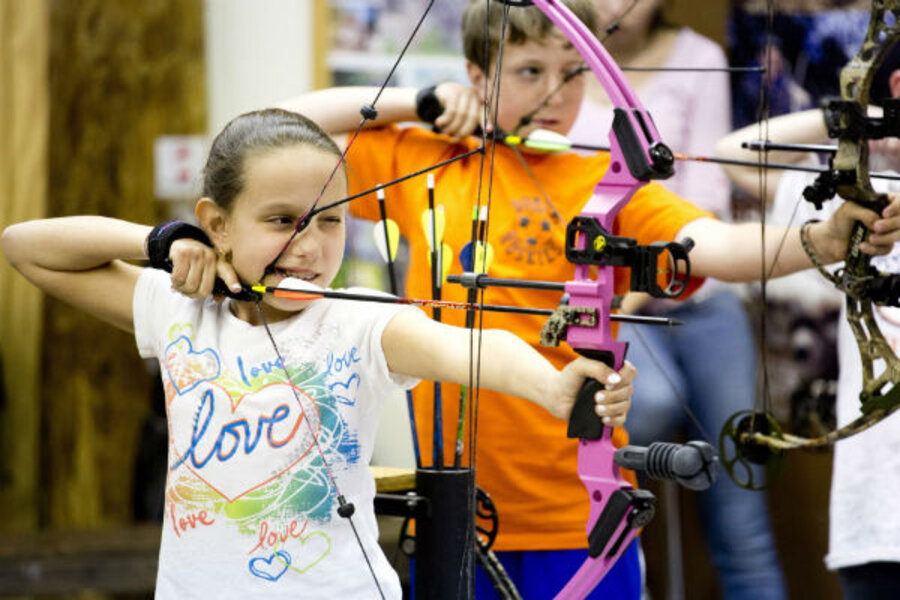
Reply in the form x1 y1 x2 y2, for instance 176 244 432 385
347 125 711 551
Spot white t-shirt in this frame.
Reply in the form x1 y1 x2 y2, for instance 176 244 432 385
134 269 417 598
773 169 900 570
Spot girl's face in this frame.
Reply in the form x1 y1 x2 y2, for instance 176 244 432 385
224 144 347 322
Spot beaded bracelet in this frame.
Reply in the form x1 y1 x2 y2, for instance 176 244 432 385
799 218 840 285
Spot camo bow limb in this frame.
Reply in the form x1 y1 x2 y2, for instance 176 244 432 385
722 0 900 480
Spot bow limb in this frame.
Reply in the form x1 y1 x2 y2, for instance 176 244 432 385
525 1 678 596
722 1 900 476
832 1 900 419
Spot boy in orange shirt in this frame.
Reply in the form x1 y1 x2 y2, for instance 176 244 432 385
283 1 900 597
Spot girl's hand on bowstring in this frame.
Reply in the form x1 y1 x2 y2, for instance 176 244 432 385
433 82 486 139
168 238 241 299
544 357 636 425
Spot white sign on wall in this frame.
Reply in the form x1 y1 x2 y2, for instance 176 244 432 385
153 135 207 201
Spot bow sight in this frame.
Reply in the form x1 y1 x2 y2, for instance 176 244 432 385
803 97 900 209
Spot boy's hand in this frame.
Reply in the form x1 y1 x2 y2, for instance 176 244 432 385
168 239 241 299
815 192 900 260
544 357 636 426
433 82 484 138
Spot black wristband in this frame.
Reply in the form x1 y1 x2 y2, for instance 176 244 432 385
415 85 444 125
145 220 211 271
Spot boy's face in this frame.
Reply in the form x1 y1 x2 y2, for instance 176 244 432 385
468 33 585 137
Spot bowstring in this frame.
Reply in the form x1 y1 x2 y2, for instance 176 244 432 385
459 1 514 593
628 0 779 451
509 0 639 136
244 0 507 591
752 0 776 440
254 304 386 597
260 0 439 285
469 1 512 471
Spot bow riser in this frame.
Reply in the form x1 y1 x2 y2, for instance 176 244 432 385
564 276 626 367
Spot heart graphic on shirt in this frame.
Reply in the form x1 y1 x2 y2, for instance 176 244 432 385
329 373 361 406
249 550 291 581
168 381 320 501
284 530 331 574
164 336 221 395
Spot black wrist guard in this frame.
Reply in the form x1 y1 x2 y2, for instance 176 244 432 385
415 85 443 125
145 220 211 271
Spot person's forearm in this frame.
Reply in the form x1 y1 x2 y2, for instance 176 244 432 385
468 329 558 405
717 108 827 164
386 312 558 408
714 109 827 199
280 87 419 135
2 216 150 273
681 218 841 282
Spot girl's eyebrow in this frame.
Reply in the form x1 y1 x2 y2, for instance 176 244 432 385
255 198 314 213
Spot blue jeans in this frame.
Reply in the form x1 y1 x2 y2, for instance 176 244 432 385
618 290 787 600
473 540 641 600
410 540 640 599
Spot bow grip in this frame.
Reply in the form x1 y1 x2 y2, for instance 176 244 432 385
567 348 619 440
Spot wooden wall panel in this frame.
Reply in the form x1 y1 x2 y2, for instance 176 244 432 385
666 0 730 46
43 0 204 528
0 0 49 532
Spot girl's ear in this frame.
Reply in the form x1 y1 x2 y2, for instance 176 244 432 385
195 197 229 249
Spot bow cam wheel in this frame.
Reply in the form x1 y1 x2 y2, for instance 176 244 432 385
718 410 785 491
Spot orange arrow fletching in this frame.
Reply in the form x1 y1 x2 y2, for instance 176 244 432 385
272 289 323 300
